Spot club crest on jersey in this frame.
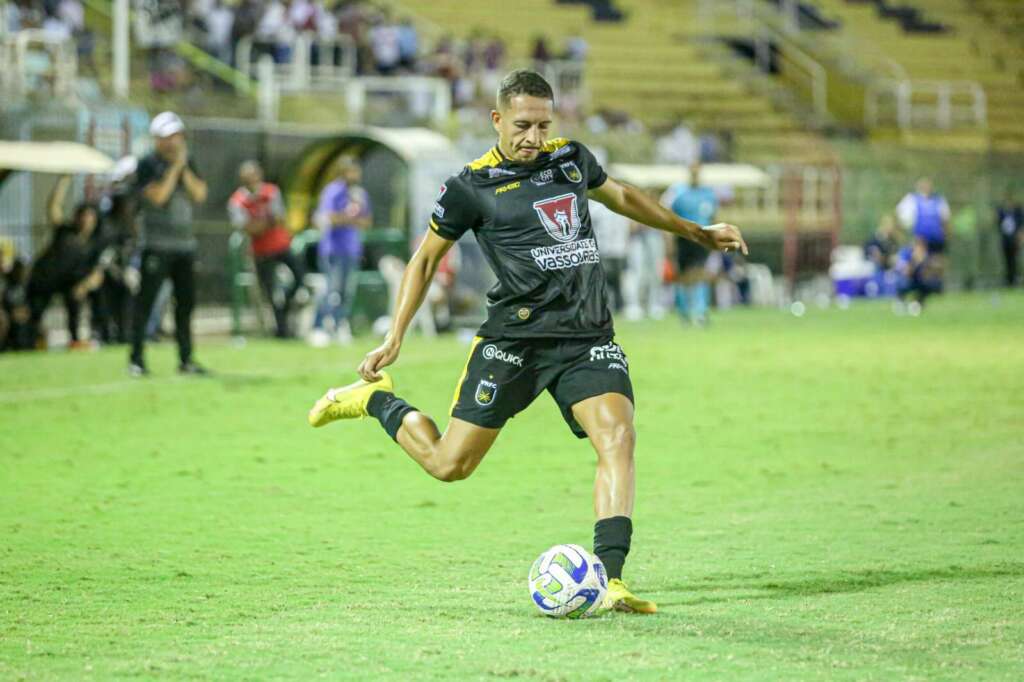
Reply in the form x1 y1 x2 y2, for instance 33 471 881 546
559 161 582 184
531 168 554 186
475 379 498 406
533 193 582 243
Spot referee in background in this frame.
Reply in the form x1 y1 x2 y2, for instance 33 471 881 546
128 112 209 376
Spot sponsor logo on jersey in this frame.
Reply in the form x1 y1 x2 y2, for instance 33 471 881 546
531 168 554 186
495 181 521 195
559 161 582 183
432 202 445 218
475 379 499 406
549 143 574 160
517 307 531 320
530 239 601 271
435 183 447 200
589 342 628 366
533 193 582 243
482 344 524 366
488 167 518 178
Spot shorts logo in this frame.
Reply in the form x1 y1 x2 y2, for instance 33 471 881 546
559 161 582 184
589 342 628 368
533 193 581 243
482 344 523 366
608 362 628 374
531 168 554 186
495 181 521 195
475 379 498 406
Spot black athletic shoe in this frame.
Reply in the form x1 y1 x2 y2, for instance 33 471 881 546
178 361 210 376
128 362 149 378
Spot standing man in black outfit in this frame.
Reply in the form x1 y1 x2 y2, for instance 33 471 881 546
996 191 1022 288
129 111 209 376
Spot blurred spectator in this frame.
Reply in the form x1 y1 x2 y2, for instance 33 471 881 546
310 155 371 347
205 0 235 64
589 200 630 312
656 123 699 165
254 0 292 63
531 35 552 69
895 177 950 301
996 191 1022 287
368 8 400 75
130 112 209 376
663 162 716 326
397 16 418 71
863 213 901 272
896 177 950 256
623 189 668 321
2 258 34 351
228 160 305 338
26 176 103 349
563 33 588 61
92 156 141 345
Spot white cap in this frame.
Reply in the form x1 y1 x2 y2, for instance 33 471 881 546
111 155 138 182
149 111 185 138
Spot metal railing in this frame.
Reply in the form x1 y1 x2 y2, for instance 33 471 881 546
865 79 987 130
236 32 357 91
699 0 830 123
0 30 79 100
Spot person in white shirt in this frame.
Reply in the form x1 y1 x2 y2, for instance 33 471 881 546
589 200 631 312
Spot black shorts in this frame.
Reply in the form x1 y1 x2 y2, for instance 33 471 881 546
449 334 634 439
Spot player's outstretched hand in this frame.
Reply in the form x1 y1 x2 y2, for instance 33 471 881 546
700 223 749 255
357 339 400 382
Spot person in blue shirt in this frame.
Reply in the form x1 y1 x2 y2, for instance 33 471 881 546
895 177 950 305
662 162 718 325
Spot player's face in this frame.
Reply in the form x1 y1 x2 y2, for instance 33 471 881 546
492 95 554 163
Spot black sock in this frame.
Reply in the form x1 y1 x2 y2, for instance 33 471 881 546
366 391 417 441
594 515 632 581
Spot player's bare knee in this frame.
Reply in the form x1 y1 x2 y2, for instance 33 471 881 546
593 423 636 461
434 458 473 483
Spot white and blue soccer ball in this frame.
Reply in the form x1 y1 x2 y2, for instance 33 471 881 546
528 544 607 619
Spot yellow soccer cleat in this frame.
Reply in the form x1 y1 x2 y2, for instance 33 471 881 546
602 578 658 614
307 371 393 428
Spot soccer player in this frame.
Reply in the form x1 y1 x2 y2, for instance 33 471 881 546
308 70 747 614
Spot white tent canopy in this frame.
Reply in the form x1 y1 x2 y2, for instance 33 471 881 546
607 163 771 189
0 141 116 175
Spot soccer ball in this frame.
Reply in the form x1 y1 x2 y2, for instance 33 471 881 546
528 544 607 618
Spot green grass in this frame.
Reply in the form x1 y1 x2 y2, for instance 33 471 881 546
2 293 1023 680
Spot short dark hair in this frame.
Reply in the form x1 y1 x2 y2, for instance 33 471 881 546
496 69 554 109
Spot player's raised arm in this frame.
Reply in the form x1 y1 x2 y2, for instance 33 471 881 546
357 229 455 382
589 176 748 255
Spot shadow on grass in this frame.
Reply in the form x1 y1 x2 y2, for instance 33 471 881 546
655 563 1024 608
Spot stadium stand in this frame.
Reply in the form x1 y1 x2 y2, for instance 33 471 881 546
811 0 1024 152
395 0 834 165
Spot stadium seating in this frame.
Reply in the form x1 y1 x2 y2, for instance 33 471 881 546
396 0 835 165
811 0 1024 152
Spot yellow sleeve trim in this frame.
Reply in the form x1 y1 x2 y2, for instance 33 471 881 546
429 218 440 232
542 137 570 153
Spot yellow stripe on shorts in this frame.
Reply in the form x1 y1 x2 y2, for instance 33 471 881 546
449 336 483 415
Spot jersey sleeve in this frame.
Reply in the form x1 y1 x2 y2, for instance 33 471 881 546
429 173 481 241
576 142 608 190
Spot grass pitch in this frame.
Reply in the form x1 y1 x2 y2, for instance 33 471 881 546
2 293 1023 680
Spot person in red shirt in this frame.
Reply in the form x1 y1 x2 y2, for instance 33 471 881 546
228 161 305 338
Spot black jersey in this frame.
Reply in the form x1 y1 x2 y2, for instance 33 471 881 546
430 138 613 338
